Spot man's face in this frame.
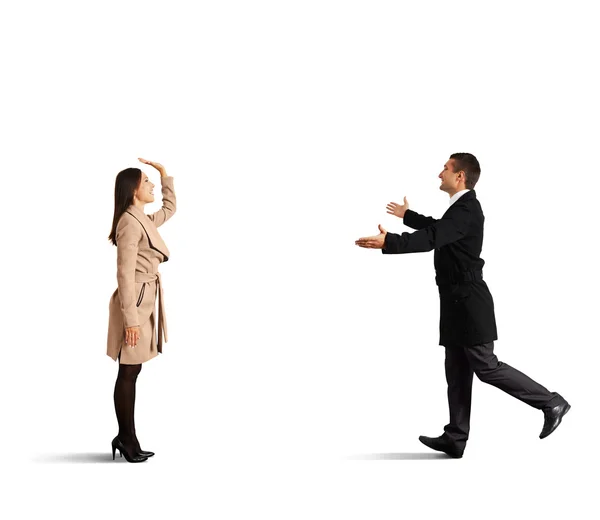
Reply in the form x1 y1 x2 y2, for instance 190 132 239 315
438 159 464 193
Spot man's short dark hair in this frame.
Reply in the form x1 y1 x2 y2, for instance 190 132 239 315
450 153 480 189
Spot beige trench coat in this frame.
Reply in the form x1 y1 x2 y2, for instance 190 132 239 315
107 176 176 364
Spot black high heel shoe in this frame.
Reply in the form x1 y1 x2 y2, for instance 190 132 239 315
137 449 155 458
111 436 148 463
132 435 155 458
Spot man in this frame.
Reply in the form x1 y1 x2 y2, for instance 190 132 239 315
355 153 570 458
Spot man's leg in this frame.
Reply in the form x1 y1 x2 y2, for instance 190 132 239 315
442 345 475 451
464 342 565 410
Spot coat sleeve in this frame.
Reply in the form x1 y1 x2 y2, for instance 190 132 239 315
116 216 143 328
146 176 176 227
403 208 439 230
383 204 471 254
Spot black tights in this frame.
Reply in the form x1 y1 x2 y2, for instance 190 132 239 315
114 363 142 451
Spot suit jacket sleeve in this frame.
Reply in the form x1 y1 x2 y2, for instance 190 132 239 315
116 216 143 328
383 204 471 254
146 176 176 227
403 208 439 230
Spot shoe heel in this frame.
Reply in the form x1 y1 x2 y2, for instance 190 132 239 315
112 444 116 460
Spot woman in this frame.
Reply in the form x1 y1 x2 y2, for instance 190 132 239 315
107 157 176 463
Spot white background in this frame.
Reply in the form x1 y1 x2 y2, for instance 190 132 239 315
2 0 599 518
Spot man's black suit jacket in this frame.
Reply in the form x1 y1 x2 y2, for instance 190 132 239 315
382 190 498 347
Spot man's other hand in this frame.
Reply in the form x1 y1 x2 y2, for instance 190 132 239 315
386 196 409 218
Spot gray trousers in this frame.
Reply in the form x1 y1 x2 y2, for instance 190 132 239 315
442 341 564 449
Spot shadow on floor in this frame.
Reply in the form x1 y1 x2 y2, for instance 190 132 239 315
31 453 136 464
347 452 454 460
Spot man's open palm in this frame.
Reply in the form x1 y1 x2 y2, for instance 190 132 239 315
355 224 387 249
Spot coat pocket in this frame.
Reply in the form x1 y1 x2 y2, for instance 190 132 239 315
449 282 473 303
136 283 146 308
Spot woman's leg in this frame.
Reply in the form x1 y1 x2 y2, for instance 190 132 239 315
130 365 146 454
114 363 142 449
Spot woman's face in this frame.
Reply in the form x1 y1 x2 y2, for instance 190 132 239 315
134 172 155 204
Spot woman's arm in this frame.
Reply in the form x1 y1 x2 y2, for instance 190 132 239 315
116 215 142 328
139 158 176 227
146 175 176 227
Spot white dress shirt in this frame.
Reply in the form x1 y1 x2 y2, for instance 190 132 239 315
449 189 471 207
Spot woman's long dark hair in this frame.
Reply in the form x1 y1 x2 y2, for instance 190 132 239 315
108 168 142 246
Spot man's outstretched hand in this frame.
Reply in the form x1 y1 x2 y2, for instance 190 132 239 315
386 196 409 218
355 224 387 249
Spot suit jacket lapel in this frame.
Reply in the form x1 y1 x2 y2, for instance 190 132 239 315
126 205 171 260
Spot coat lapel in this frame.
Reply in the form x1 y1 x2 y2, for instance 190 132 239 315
441 190 477 217
126 205 171 260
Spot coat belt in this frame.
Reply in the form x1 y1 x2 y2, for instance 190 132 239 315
435 269 483 286
135 271 168 349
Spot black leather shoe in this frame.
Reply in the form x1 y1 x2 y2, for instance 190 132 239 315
419 435 464 458
539 401 571 439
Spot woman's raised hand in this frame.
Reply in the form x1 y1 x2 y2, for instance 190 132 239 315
138 157 166 177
